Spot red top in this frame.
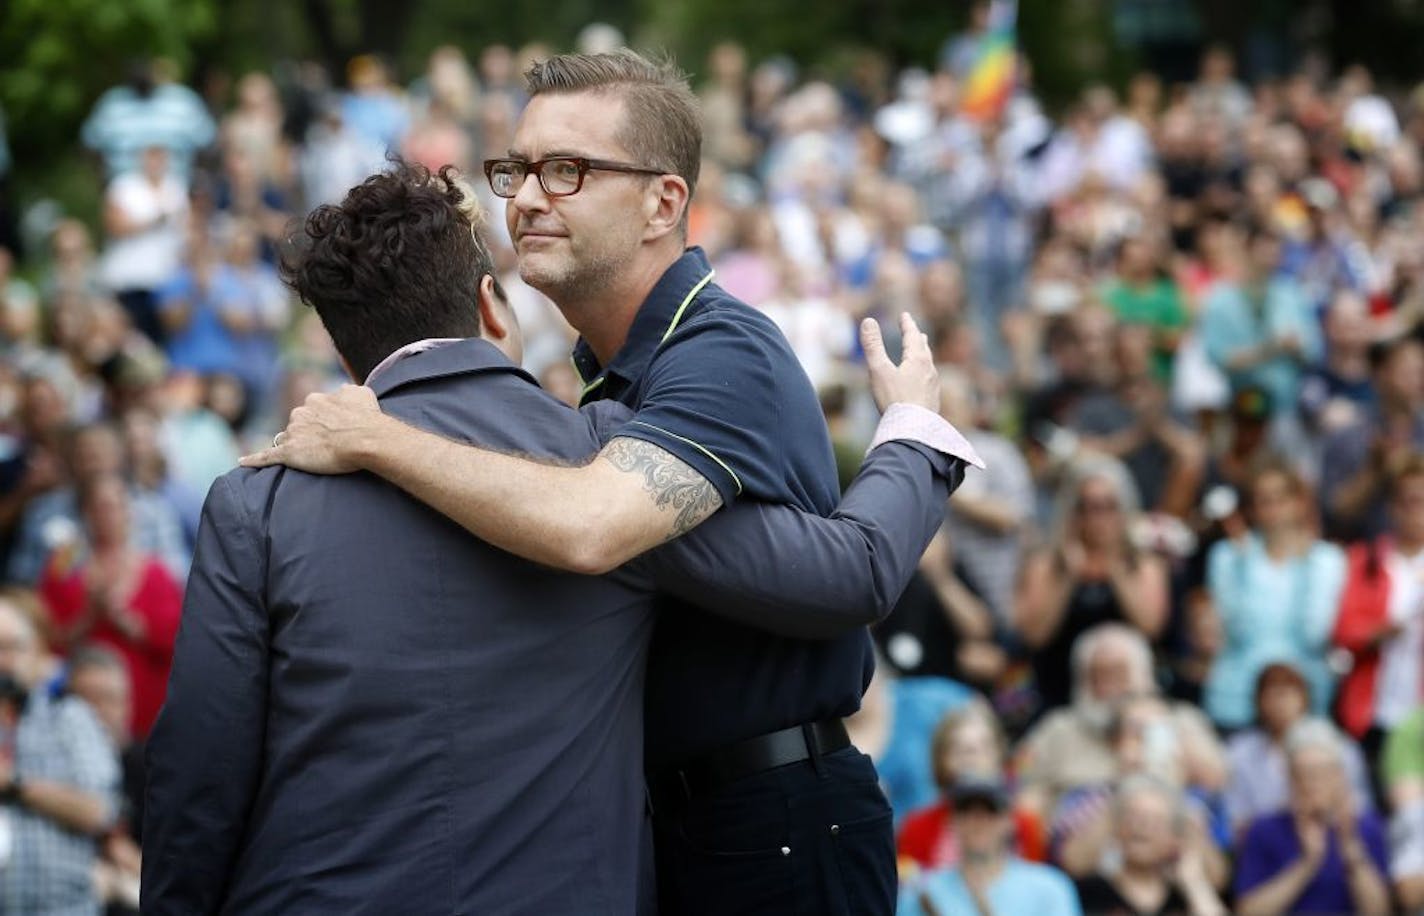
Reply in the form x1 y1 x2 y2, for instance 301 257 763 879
40 556 183 739
896 799 1048 869
1332 539 1392 739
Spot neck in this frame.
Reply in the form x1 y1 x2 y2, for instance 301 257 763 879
93 540 128 558
960 852 1004 882
563 247 682 366
1263 528 1303 557
1119 860 1165 884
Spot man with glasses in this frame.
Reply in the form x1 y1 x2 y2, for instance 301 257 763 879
247 50 975 914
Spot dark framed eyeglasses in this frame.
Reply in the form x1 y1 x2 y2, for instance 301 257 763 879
484 156 666 199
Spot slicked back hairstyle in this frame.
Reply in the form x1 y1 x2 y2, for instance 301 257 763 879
281 160 501 381
524 50 701 225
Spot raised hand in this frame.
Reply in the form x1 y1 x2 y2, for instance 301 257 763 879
860 312 939 414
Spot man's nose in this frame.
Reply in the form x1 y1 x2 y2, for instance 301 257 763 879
512 171 550 213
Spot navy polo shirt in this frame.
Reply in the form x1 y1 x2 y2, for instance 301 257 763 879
573 247 874 768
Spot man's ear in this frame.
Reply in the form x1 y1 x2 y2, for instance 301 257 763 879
477 273 509 341
643 174 691 243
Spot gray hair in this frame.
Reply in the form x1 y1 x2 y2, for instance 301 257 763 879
1114 773 1188 834
1284 717 1348 769
1071 623 1155 700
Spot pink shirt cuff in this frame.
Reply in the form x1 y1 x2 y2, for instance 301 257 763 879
867 403 986 469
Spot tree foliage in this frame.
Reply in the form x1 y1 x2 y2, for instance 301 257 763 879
0 0 218 159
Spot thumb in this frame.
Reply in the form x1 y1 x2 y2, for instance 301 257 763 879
860 317 892 368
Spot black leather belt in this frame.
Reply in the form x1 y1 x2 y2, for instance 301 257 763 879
663 719 851 801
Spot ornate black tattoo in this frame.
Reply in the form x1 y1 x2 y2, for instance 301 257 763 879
600 437 723 537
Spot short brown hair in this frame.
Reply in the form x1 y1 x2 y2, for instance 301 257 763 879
524 50 702 209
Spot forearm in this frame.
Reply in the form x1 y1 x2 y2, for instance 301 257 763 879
1016 575 1074 647
1200 841 1230 891
1110 568 1166 638
642 443 959 639
1057 815 1111 877
1179 877 1227 916
1398 873 1424 910
20 778 111 835
950 492 1021 534
1237 860 1318 916
934 575 995 640
1343 846 1391 915
1156 433 1207 518
360 415 614 573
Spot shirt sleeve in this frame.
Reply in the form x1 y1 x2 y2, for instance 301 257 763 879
1384 711 1424 787
1206 539 1248 640
612 313 811 506
1364 814 1392 874
1234 819 1285 897
54 699 120 822
633 440 963 638
142 472 271 915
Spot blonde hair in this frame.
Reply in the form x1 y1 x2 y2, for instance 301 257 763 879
1052 453 1141 555
929 698 1006 789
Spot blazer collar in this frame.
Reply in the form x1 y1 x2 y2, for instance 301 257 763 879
366 338 536 399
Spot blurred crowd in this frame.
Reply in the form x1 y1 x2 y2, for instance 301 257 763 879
2 3 1424 912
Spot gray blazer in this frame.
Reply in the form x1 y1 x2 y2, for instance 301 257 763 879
141 339 963 915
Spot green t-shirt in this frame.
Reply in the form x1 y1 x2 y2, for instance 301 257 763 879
1384 707 1424 789
1102 278 1188 380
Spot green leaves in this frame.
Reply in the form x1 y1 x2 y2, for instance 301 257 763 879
0 0 218 160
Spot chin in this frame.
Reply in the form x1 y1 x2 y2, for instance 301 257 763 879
517 257 565 292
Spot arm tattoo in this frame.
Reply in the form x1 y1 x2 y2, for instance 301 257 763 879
601 437 724 538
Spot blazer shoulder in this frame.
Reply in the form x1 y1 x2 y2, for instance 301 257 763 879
202 465 283 534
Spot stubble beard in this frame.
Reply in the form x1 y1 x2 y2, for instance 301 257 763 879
518 243 624 313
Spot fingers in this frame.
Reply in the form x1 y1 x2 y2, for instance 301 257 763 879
239 447 284 468
860 317 892 369
900 311 931 361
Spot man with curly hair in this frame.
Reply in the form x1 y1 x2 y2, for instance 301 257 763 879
245 50 980 914
143 160 977 914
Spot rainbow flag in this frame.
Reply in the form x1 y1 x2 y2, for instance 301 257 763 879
961 0 1018 121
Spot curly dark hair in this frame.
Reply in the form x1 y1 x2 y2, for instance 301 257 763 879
281 160 499 380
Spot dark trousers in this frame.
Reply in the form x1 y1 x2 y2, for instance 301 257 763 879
652 747 896 916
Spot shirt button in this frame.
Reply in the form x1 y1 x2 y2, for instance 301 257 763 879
780 846 791 856
830 824 840 836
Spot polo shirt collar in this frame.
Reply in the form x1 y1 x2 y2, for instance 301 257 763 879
572 247 717 404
